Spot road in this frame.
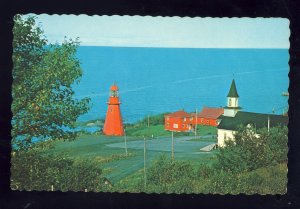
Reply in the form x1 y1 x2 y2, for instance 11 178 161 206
104 136 216 183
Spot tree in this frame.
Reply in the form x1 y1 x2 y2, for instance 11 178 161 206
215 125 288 173
12 15 90 148
11 147 104 191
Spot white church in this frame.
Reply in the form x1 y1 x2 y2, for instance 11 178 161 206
217 79 288 147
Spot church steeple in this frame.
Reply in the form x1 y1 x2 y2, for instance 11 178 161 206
223 79 241 117
227 79 239 98
226 79 239 108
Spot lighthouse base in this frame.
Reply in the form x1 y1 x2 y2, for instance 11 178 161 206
103 104 124 136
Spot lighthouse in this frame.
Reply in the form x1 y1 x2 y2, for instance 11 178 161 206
103 84 124 136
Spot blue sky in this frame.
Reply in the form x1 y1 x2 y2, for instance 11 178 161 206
28 14 290 48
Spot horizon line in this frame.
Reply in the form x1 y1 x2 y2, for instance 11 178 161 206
75 45 289 49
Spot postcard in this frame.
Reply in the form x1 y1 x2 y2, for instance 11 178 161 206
11 15 289 194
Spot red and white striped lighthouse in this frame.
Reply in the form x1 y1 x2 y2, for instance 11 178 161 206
103 84 124 136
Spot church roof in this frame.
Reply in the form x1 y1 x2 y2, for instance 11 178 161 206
217 111 288 131
227 79 239 97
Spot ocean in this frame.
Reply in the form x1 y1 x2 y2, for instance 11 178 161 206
73 46 289 123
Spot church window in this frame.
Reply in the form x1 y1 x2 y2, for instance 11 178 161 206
229 98 232 106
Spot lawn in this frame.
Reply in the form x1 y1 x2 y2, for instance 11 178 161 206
42 122 218 185
44 133 217 184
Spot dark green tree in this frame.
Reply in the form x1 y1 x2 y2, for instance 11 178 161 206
12 15 90 148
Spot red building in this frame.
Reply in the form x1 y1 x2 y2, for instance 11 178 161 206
164 110 193 132
103 84 124 136
164 107 224 132
191 107 224 127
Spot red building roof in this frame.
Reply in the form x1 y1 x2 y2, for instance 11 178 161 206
165 110 191 118
192 107 224 119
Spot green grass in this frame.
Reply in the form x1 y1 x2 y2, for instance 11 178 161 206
125 125 170 137
39 120 218 188
39 122 217 187
42 133 217 184
196 125 217 136
45 134 138 159
125 124 217 138
32 132 287 193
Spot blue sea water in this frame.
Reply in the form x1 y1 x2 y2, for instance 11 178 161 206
73 46 289 123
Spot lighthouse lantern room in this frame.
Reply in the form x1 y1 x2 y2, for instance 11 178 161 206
103 84 124 136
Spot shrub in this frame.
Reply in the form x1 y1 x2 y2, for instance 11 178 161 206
11 149 104 191
144 155 195 193
215 125 288 173
201 164 287 194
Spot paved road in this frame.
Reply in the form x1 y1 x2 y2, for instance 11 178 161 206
104 136 216 183
106 136 214 153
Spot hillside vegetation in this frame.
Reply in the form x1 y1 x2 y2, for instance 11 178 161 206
11 113 287 194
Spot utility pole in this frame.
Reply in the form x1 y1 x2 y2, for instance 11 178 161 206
171 131 174 161
195 108 198 137
147 113 150 128
124 128 128 156
143 136 147 188
267 115 270 133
